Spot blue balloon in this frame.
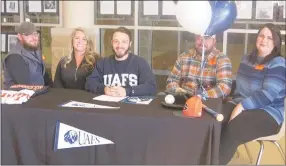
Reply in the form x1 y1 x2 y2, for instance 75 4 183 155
208 1 217 12
205 1 237 36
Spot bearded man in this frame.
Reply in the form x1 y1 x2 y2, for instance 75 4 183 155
85 27 156 97
3 21 53 89
166 35 233 99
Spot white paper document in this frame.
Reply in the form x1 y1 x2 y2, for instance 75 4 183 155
143 1 158 15
162 1 176 15
117 1 131 15
93 95 126 102
100 1 114 14
1 89 35 104
61 101 120 109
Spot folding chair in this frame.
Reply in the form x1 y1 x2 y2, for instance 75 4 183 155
244 99 286 165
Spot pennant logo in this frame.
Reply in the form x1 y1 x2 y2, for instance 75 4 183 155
54 121 114 151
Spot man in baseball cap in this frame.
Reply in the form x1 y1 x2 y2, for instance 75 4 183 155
2 21 53 89
15 21 40 35
14 21 40 50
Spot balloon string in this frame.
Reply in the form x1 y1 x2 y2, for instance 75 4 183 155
200 38 205 84
198 37 208 99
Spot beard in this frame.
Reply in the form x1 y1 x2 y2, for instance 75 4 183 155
22 40 39 51
195 45 213 56
112 46 130 59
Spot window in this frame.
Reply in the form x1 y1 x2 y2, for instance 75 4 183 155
139 30 178 71
152 31 178 70
139 30 178 91
1 26 16 62
1 26 16 33
227 33 246 73
39 27 53 72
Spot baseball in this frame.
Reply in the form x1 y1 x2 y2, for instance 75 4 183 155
165 94 175 104
216 114 224 122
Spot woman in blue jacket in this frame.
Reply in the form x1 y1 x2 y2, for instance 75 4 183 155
219 23 285 164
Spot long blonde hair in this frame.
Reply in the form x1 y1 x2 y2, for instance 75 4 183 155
63 27 99 71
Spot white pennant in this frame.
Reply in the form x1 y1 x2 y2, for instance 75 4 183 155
54 121 114 150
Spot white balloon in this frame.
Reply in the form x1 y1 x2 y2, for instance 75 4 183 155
176 1 212 35
165 95 175 104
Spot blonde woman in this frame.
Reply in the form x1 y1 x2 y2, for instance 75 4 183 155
53 27 100 89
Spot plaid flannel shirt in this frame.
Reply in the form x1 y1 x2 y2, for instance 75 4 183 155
166 48 232 98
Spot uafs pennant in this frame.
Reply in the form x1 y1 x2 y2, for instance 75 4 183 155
54 121 114 151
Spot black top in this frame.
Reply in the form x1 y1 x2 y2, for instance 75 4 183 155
53 54 99 90
5 54 53 86
85 53 157 96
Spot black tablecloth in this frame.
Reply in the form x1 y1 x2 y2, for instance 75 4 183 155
1 88 222 165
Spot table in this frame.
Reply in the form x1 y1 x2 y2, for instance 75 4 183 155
1 88 223 165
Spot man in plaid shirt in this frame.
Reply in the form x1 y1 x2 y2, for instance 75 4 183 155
166 35 232 99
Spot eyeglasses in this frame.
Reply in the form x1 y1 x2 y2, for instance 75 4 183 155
22 32 40 37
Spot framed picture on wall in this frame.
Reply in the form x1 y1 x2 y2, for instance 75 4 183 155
282 1 286 18
43 0 57 13
235 1 252 19
1 1 5 13
255 1 273 19
7 34 18 52
143 1 159 16
28 1 42 13
5 0 19 13
162 1 176 16
116 1 131 15
1 34 7 52
100 1 115 15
